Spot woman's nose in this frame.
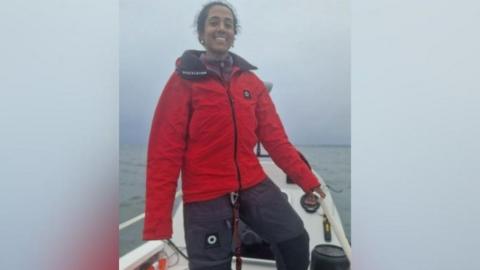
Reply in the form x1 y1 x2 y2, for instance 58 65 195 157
217 23 226 32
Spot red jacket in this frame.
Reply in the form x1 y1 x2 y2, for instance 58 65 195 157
143 51 320 240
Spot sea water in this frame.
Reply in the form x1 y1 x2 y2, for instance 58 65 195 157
119 144 351 256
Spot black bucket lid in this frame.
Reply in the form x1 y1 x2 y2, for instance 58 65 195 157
313 244 347 258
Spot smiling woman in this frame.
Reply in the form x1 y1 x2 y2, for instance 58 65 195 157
197 4 236 59
141 1 329 270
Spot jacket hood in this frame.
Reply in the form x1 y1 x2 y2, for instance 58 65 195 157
175 50 257 80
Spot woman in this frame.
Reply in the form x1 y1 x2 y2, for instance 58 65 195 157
143 2 325 270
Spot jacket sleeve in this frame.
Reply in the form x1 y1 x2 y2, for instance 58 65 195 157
143 73 190 240
255 83 320 193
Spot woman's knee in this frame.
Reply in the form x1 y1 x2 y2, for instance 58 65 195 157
275 230 310 270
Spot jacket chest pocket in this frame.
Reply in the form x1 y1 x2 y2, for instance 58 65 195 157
191 85 229 113
188 85 231 141
234 89 258 134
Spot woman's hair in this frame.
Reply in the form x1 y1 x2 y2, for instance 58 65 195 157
195 1 240 38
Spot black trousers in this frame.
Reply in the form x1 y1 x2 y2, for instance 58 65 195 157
183 178 310 270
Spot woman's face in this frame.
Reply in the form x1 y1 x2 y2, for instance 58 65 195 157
200 5 235 58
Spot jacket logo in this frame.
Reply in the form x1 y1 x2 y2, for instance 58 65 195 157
181 70 207 76
243 89 252 99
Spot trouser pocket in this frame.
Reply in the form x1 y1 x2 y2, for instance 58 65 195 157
184 196 233 270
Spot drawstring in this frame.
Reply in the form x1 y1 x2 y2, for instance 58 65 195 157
230 192 242 270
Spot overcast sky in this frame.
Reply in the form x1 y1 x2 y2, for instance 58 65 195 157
120 0 350 145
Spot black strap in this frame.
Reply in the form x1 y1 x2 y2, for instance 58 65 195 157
230 192 242 270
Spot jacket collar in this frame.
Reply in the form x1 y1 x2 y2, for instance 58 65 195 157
176 50 257 80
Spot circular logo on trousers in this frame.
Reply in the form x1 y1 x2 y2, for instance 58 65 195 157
205 233 220 249
207 235 217 245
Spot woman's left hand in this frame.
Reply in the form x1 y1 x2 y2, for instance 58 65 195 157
312 186 326 199
304 186 326 206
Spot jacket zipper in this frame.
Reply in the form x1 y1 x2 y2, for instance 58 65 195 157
226 84 242 191
220 63 242 191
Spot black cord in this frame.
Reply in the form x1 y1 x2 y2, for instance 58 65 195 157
165 239 189 260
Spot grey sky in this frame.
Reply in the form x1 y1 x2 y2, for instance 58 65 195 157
120 0 350 145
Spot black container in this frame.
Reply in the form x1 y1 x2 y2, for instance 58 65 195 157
310 244 350 270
